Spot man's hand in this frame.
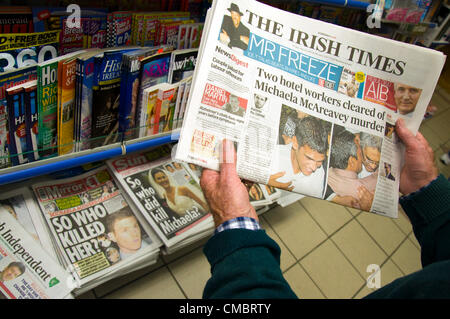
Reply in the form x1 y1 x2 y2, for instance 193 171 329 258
357 185 374 212
331 195 359 209
395 118 438 195
219 29 230 44
200 139 258 228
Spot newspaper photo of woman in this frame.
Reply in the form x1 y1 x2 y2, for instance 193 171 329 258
150 168 209 216
248 184 264 202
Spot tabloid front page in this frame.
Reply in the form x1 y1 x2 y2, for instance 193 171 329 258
31 166 161 287
107 146 213 248
175 0 446 217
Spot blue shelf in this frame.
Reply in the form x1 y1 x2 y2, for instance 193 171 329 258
300 0 371 10
0 131 180 186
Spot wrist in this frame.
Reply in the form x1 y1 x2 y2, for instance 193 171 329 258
215 216 261 235
400 174 450 225
402 171 439 195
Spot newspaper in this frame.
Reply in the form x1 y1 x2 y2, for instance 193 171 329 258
175 0 447 218
106 146 213 249
0 209 73 299
0 187 57 260
31 166 161 288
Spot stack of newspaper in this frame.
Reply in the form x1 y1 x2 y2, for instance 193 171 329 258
0 207 74 299
175 0 447 218
106 145 214 254
30 166 162 296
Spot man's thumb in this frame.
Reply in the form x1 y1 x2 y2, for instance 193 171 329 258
219 139 237 178
395 118 416 149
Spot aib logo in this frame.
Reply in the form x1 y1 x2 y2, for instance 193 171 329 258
66 4 81 29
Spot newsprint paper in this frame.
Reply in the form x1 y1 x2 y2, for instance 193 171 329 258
107 147 213 249
0 209 73 299
31 166 161 289
175 0 447 218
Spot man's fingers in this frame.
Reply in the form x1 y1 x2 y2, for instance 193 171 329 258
416 132 434 157
200 168 219 190
395 118 417 149
219 139 238 182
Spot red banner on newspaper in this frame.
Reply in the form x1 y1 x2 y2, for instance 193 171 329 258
201 83 247 112
363 75 397 111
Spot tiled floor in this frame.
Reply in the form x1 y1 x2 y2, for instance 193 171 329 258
78 85 450 299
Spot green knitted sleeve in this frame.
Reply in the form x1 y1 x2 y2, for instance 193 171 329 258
202 229 297 299
400 174 450 267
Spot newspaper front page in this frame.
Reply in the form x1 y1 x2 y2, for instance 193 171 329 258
107 147 213 248
0 209 73 299
176 0 447 217
0 187 57 260
31 166 161 287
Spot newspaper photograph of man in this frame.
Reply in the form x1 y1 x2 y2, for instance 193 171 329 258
394 83 422 116
219 3 250 51
0 262 25 282
383 162 396 181
106 207 151 260
325 125 378 211
269 108 331 198
278 104 310 145
223 93 246 117
385 122 395 139
253 93 268 110
358 132 382 179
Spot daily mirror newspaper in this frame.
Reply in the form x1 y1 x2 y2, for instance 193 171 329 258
107 146 213 249
31 166 161 288
0 209 73 299
175 0 447 218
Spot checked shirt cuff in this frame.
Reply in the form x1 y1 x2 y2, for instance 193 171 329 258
214 216 261 235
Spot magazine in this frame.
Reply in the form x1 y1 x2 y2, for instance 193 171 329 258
31 166 162 291
0 66 37 168
0 30 60 72
0 6 33 34
106 145 214 251
175 0 447 218
23 80 39 162
167 48 198 84
0 208 73 299
6 83 28 166
57 57 78 155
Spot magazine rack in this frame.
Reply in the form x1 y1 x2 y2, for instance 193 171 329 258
0 130 180 185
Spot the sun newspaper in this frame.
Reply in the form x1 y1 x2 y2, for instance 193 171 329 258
106 146 213 250
175 0 447 218
0 209 74 299
31 166 161 289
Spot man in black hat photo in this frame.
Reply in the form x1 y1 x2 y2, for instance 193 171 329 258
219 3 250 50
